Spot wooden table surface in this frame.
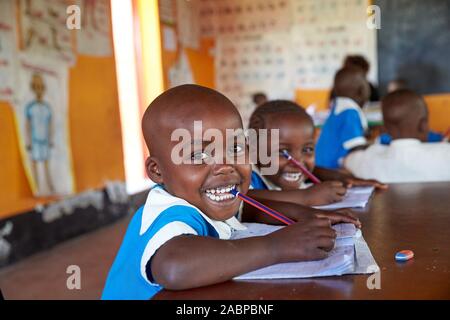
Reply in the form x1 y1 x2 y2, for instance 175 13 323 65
154 182 450 300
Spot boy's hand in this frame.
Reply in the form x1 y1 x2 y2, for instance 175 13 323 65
304 181 347 205
344 177 388 190
314 208 361 228
267 217 336 263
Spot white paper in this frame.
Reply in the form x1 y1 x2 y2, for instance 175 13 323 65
235 245 355 280
162 26 177 52
76 0 112 57
314 186 375 210
231 222 356 240
19 0 76 64
0 0 18 102
231 222 378 280
12 54 74 197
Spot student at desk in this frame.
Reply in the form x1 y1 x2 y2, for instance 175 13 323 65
243 100 385 222
315 67 371 169
102 85 356 300
344 89 450 183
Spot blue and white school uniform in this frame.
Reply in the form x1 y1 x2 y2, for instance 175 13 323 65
377 131 444 145
102 184 246 300
25 100 52 161
315 97 368 169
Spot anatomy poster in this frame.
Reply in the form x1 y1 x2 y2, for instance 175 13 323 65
199 0 291 37
19 0 76 64
13 55 74 197
215 33 295 127
0 0 18 101
76 0 112 56
291 0 377 89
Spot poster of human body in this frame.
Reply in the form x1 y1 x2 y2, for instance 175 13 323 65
13 55 74 197
19 0 76 65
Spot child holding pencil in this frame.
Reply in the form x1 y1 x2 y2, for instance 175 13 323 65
246 100 385 206
102 85 353 300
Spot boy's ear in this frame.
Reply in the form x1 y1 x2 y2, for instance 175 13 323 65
418 116 429 135
145 157 163 184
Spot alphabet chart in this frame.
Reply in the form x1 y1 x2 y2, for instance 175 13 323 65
291 0 377 89
215 33 295 127
198 0 291 37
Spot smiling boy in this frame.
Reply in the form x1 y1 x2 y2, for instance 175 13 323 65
102 85 339 300
247 100 384 207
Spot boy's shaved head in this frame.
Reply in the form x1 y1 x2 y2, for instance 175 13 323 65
382 89 428 141
333 67 370 107
142 84 250 221
142 84 241 157
248 100 312 130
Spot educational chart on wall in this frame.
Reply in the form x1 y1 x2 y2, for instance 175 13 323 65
18 0 76 65
159 0 175 25
290 0 377 89
197 0 376 92
168 50 194 88
76 0 112 57
215 33 295 127
198 0 291 37
13 55 74 197
176 0 200 49
0 0 18 102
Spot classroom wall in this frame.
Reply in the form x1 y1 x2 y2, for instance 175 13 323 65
158 2 450 133
0 54 125 219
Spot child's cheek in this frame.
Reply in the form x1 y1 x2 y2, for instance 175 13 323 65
305 156 315 171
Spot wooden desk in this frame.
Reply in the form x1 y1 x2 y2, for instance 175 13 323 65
154 182 450 300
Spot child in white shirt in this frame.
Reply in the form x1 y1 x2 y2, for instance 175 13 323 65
344 89 450 183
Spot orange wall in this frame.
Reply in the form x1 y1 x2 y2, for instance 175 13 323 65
0 55 124 219
425 94 450 133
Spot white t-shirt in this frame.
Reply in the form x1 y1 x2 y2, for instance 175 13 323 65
344 139 450 183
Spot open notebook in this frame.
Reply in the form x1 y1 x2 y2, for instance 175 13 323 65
313 186 375 210
231 223 378 280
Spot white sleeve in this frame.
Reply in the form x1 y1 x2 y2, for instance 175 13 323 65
140 221 197 285
343 149 367 177
343 136 367 150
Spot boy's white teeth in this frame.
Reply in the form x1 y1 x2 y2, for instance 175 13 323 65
205 193 235 202
282 172 301 182
205 184 237 201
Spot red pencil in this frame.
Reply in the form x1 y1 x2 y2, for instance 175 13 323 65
230 189 294 225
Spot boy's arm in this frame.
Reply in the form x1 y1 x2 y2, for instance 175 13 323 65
151 218 336 290
241 197 360 227
313 166 387 189
247 181 347 206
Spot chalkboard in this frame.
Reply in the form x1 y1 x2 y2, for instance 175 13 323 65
376 0 450 95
